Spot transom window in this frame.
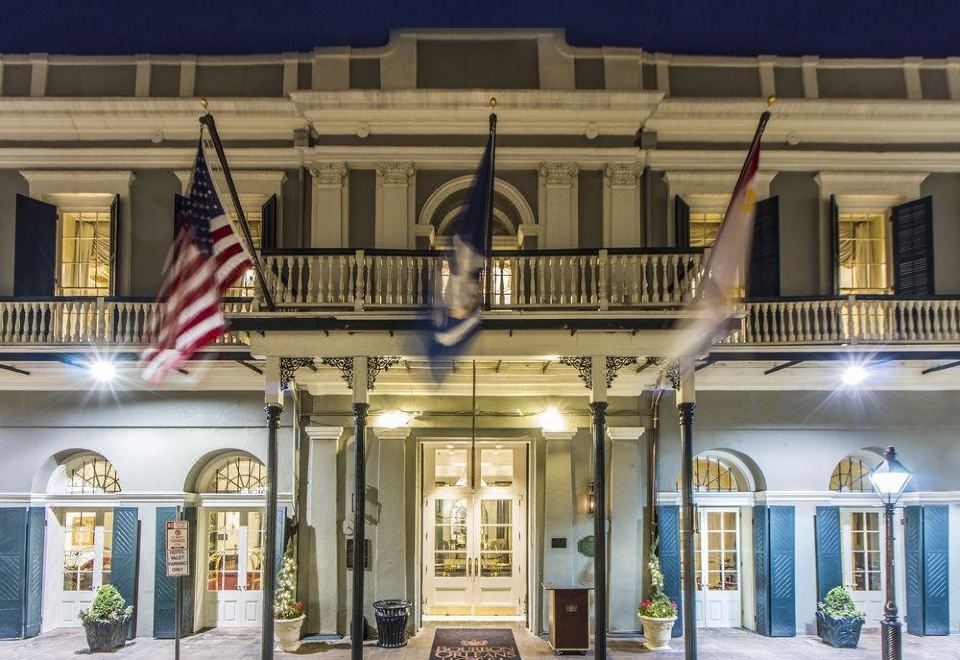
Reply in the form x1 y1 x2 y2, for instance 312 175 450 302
65 456 121 494
838 212 889 294
830 456 876 493
207 455 266 494
689 210 724 248
59 210 112 296
679 456 743 492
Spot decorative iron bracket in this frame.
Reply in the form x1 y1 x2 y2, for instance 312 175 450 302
320 356 402 391
559 356 639 389
280 357 315 390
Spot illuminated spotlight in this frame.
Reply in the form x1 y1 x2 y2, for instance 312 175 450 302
842 364 868 386
88 360 117 383
537 407 567 433
375 409 412 429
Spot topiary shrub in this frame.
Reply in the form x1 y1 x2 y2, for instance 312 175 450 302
818 586 866 623
78 584 133 625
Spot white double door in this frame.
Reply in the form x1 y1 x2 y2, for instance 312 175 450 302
692 508 741 628
204 509 264 627
58 510 114 627
841 510 885 626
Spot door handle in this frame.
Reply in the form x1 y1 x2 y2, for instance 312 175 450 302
475 558 480 577
467 557 472 578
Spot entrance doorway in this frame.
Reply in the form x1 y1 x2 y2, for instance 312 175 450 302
692 508 741 628
58 510 114 628
203 510 264 627
841 510 884 626
422 441 527 620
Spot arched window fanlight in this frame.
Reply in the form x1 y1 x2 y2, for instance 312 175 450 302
65 456 121 494
207 455 266 494
678 456 743 493
829 456 878 492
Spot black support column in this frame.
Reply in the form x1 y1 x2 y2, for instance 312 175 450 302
351 357 370 660
590 398 609 660
675 361 697 660
261 383 283 658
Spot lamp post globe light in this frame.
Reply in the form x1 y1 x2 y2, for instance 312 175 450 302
867 446 913 660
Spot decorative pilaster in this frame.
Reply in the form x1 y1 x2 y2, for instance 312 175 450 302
309 161 349 247
539 162 578 248
603 162 643 247
375 161 415 248
303 426 343 635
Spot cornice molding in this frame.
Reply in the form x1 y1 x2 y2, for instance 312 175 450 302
304 425 343 441
814 171 929 201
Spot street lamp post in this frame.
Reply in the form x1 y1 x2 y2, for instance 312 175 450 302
867 446 913 660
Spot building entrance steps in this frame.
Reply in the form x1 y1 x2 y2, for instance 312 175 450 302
2 624 959 659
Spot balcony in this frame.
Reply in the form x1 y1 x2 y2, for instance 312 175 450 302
2 248 960 352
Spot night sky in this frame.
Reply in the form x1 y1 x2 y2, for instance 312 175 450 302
1 0 956 58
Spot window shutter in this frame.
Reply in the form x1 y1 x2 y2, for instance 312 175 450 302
112 508 139 639
748 196 780 298
153 507 176 639
181 507 197 635
23 507 44 640
815 506 842 602
905 506 924 634
110 193 121 295
829 195 840 295
173 194 188 238
261 194 278 250
675 196 690 248
768 506 796 637
892 196 934 296
14 195 58 297
753 505 770 636
906 505 950 636
656 505 682 637
0 508 27 639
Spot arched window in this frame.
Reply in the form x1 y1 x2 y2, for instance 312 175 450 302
829 455 878 492
678 456 743 492
64 455 121 494
206 455 266 494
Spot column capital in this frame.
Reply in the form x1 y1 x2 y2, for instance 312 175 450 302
373 427 411 440
304 425 343 441
604 162 643 186
539 161 578 186
542 430 577 441
606 426 645 441
376 161 415 184
309 161 348 185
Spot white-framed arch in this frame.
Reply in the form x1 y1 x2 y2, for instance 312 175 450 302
828 447 886 494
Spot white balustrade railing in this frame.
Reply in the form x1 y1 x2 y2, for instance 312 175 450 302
722 296 960 345
0 298 250 346
260 249 703 310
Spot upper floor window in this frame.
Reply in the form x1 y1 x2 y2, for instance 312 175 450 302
838 211 889 295
689 209 725 248
59 208 113 297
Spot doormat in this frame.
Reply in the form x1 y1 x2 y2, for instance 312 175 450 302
429 628 520 660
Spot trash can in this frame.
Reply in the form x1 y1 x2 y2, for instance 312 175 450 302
373 599 412 648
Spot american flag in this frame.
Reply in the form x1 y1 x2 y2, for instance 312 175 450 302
141 141 253 383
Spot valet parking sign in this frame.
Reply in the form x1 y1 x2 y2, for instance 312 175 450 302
165 520 190 577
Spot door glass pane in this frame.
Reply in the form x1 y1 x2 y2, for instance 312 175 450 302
435 448 468 487
479 499 512 577
479 448 513 488
208 511 241 591
63 511 96 592
434 499 467 577
101 511 114 586
246 511 264 591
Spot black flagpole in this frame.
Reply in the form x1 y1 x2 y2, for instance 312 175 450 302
483 98 498 310
198 104 277 311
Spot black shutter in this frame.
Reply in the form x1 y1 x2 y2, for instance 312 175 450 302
109 193 121 295
173 194 188 238
261 194 278 250
829 195 840 295
892 196 934 296
14 195 58 297
675 195 690 248
748 196 780 298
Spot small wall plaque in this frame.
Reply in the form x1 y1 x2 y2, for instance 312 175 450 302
551 537 568 549
345 539 371 570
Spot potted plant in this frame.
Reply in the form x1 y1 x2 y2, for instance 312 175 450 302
637 542 678 650
816 586 866 648
274 539 306 652
78 584 133 652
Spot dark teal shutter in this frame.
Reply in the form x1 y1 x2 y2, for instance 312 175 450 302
906 506 950 636
0 508 27 639
110 193 121 295
829 195 840 295
23 507 44 639
768 506 796 636
892 196 934 296
905 506 923 634
753 505 770 636
675 196 690 249
14 195 58 297
181 507 197 635
748 196 780 298
656 505 682 637
153 507 176 639
112 508 139 639
261 194 278 250
815 507 842 601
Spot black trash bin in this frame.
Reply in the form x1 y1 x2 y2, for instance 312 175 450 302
373 599 412 648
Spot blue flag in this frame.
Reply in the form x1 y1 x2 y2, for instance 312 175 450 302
428 131 495 374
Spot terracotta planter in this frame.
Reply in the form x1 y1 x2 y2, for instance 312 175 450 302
274 615 305 653
82 616 130 652
638 614 676 651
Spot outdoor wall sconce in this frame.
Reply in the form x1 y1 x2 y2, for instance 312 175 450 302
586 480 596 515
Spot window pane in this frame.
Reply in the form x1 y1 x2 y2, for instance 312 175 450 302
479 449 513 488
868 572 881 592
434 552 467 577
58 210 112 296
434 448 469 487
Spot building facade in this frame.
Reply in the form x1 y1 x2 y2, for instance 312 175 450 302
0 29 958 643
